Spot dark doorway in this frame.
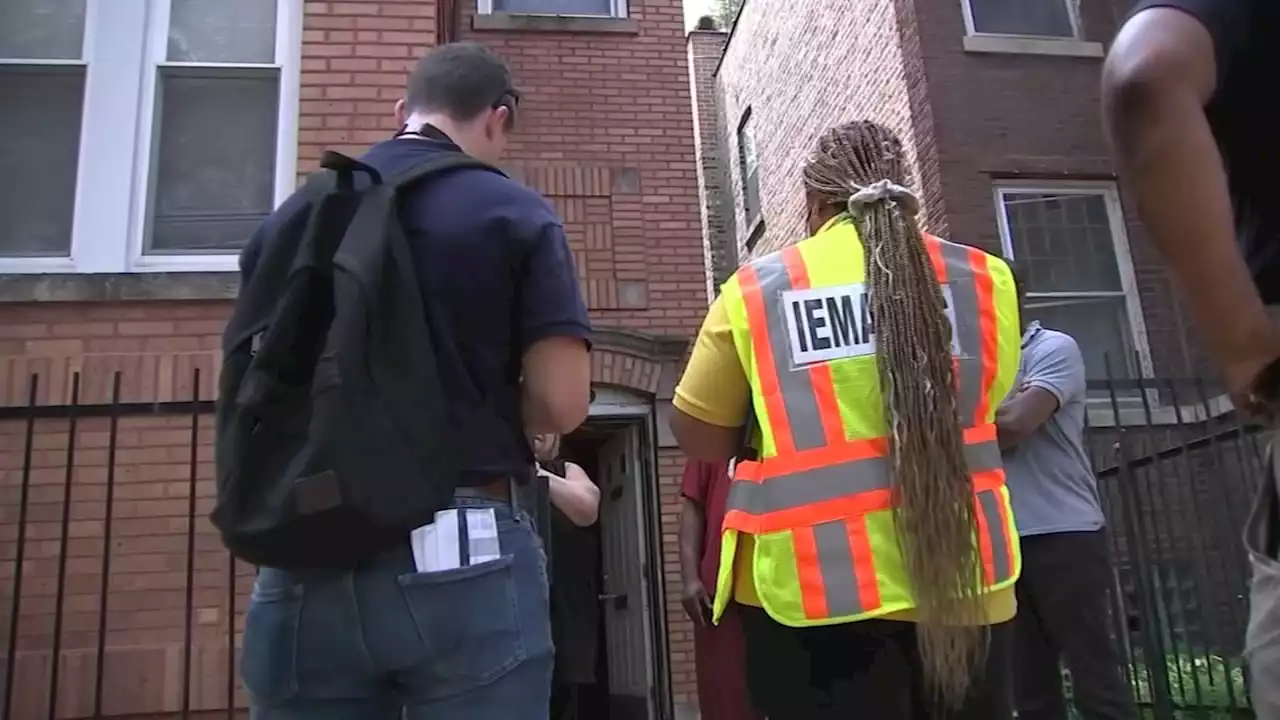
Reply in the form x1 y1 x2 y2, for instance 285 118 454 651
551 421 662 720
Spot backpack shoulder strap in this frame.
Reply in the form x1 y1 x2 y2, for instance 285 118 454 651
320 150 384 190
386 151 505 191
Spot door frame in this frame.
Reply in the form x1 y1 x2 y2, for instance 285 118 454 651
587 387 674 720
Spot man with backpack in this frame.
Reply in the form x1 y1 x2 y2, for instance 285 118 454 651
214 41 592 719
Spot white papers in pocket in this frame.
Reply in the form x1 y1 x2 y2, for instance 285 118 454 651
410 509 461 572
465 508 501 565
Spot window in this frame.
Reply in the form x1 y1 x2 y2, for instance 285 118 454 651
962 0 1077 39
737 109 760 225
0 0 87 260
480 0 627 17
0 0 301 274
994 183 1150 386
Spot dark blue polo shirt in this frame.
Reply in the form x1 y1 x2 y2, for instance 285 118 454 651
240 136 592 485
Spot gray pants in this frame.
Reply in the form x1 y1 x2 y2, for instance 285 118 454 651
1245 440 1280 719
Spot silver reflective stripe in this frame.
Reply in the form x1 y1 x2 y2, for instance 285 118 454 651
749 239 989 454
977 489 1013 582
754 256 828 451
727 439 1002 516
939 241 986 425
813 519 865 616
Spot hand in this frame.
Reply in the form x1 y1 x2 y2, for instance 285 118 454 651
681 576 713 629
1222 324 1280 423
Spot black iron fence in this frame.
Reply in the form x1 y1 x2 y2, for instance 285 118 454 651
0 370 1266 718
1084 376 1262 719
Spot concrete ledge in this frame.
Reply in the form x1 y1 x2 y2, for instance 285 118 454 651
1087 393 1234 428
963 35 1104 58
0 272 239 303
471 12 639 33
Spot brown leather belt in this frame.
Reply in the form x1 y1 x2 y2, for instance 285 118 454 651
456 476 512 502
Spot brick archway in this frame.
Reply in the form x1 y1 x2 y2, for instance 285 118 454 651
590 348 662 397
587 328 689 398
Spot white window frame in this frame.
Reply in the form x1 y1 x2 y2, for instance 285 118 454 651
476 0 628 18
960 0 1081 40
0 0 302 275
993 181 1155 391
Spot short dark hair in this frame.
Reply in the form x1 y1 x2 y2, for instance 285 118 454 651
405 42 515 121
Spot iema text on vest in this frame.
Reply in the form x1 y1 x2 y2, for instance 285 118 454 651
782 283 961 367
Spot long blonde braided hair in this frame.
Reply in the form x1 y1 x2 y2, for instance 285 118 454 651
802 121 985 706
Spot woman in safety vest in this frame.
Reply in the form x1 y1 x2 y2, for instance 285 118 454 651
669 120 1022 719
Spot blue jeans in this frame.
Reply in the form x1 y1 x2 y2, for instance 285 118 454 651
242 497 553 719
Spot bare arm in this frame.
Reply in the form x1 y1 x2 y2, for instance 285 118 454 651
677 495 712 627
523 337 591 435
996 387 1060 451
543 460 600 527
678 496 706 587
670 297 751 461
671 410 743 463
1102 7 1276 397
996 333 1082 451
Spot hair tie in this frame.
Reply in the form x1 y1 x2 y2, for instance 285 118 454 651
846 179 920 219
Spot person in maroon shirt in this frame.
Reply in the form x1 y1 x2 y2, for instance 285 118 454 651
678 459 762 720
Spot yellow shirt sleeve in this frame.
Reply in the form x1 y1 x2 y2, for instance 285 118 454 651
673 296 751 428
987 256 1022 418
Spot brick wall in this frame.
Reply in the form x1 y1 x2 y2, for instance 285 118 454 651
687 29 732 295
0 301 239 718
715 0 938 260
1 0 707 715
909 0 1206 377
709 0 1205 377
298 0 439 170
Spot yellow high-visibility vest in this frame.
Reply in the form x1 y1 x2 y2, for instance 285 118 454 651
714 216 1022 627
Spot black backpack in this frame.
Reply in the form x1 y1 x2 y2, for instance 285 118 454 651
212 149 499 570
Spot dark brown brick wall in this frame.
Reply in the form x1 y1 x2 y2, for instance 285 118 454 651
710 0 1207 377
688 29 733 293
913 0 1205 377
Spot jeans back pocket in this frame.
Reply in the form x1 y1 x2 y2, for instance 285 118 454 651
241 582 304 707
397 555 526 699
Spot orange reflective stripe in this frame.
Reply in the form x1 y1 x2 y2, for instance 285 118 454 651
736 437 887 481
925 237 963 398
726 489 893 535
846 516 881 610
965 424 996 444
739 264 795 455
990 485 1017 580
734 424 997 482
967 246 999 427
724 469 1007 535
792 526 829 619
781 246 845 447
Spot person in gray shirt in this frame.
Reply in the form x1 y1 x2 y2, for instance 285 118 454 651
996 278 1136 720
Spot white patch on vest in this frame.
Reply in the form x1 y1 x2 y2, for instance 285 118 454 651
781 283 961 368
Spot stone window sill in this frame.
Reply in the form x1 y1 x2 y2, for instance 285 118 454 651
472 13 639 33
0 272 240 303
962 35 1104 59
